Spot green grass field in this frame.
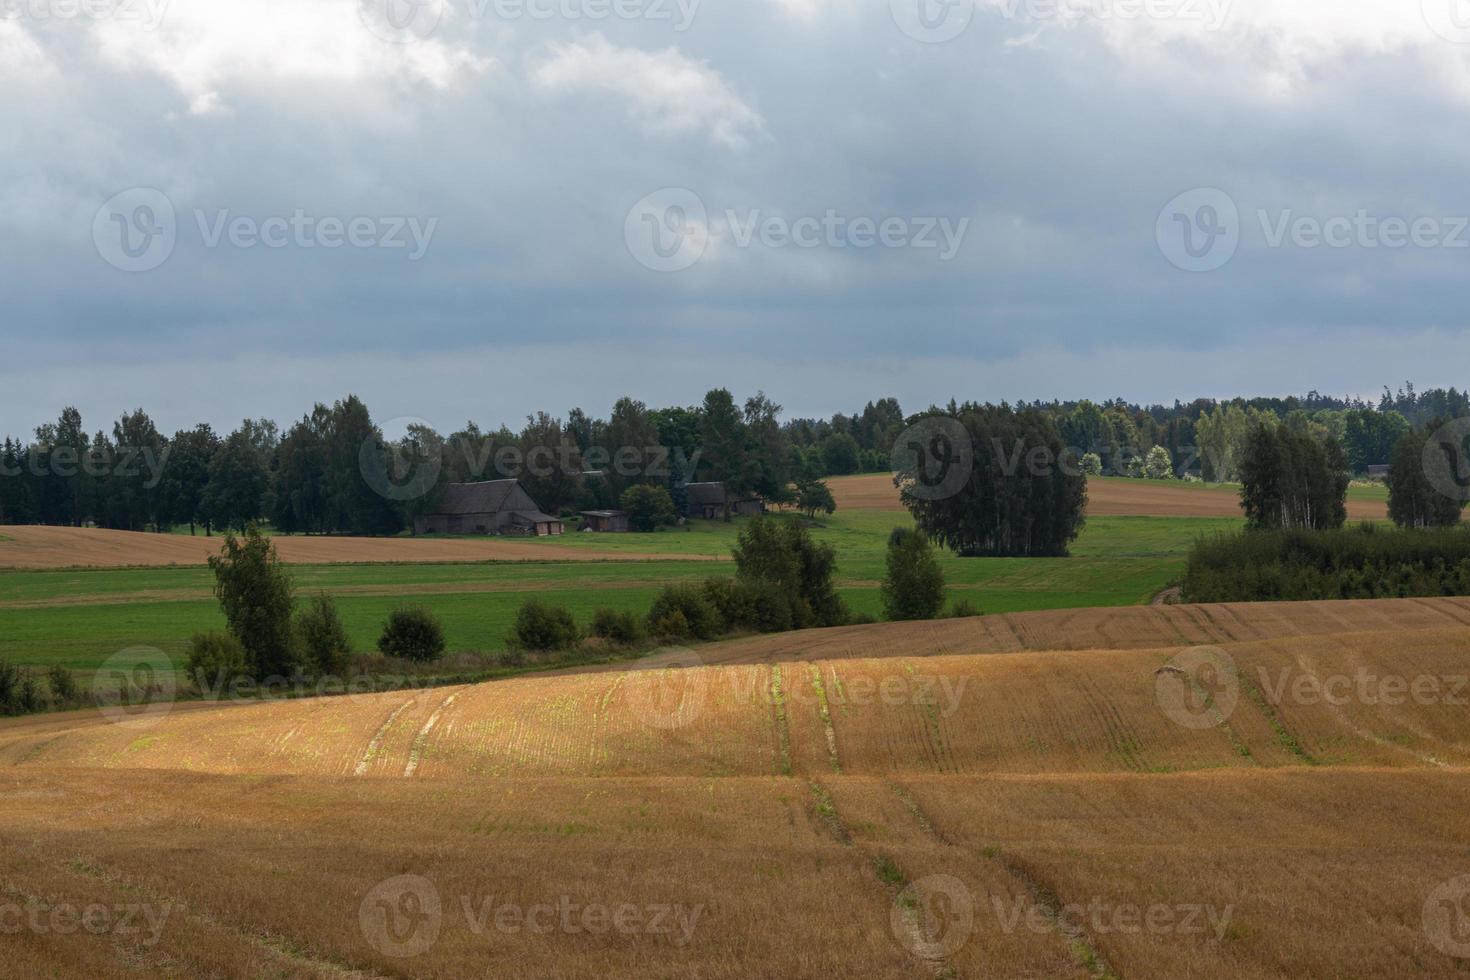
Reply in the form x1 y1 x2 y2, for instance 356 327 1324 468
0 510 1238 677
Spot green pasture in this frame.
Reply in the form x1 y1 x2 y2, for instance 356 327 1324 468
0 510 1239 676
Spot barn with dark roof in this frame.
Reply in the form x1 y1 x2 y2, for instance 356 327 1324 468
683 482 765 520
413 480 563 537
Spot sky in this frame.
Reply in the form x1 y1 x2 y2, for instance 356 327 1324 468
4 0 1470 438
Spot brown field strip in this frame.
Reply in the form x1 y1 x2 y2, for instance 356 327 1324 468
0 525 718 570
8 598 1470 977
827 472 1392 520
7 619 1470 779
1 768 1468 979
626 595 1470 670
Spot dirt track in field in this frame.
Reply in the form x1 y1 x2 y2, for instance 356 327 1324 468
828 472 1392 520
0 524 718 570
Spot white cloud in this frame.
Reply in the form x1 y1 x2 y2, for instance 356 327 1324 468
0 21 56 80
984 0 1470 96
529 34 765 148
91 0 489 113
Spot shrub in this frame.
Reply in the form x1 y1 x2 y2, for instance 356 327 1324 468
378 607 447 663
650 609 693 641
0 660 42 716
881 528 947 621
46 665 79 706
591 608 646 646
208 526 297 678
1080 452 1103 477
619 484 679 532
948 598 983 618
294 593 352 675
732 516 847 628
1144 446 1174 480
701 577 795 634
509 599 581 652
185 632 251 694
648 585 722 641
1183 525 1470 603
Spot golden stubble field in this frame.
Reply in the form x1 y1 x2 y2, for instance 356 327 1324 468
826 472 1394 521
5 599 1470 978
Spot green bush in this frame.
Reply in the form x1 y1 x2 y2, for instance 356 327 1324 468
0 660 42 716
1183 525 1470 603
948 598 983 618
619 484 679 532
294 593 352 675
509 599 581 652
648 584 723 641
378 607 447 663
731 516 847 628
185 632 251 693
701 577 795 634
46 665 79 706
591 608 646 646
881 528 946 621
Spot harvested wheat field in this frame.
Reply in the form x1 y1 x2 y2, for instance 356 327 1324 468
0 524 715 569
620 594 1470 669
5 597 1470 977
827 472 1393 521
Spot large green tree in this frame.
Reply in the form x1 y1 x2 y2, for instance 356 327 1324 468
899 405 1087 557
208 526 297 679
1239 423 1349 531
1388 423 1467 529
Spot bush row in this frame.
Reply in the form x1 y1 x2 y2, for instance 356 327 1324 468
1183 524 1470 602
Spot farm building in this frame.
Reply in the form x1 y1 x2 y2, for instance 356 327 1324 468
684 482 765 520
579 510 630 533
413 480 564 536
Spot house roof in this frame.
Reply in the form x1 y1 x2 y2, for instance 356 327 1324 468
430 480 520 515
685 482 727 506
580 510 627 518
510 510 560 525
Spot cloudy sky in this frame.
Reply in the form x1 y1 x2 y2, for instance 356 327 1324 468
4 0 1470 436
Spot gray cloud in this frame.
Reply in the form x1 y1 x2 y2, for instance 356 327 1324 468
3 1 1469 436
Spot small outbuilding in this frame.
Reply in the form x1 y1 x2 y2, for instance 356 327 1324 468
413 480 564 537
580 510 630 533
683 482 765 520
